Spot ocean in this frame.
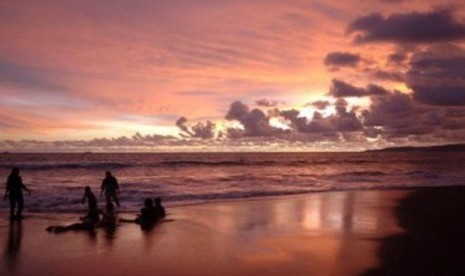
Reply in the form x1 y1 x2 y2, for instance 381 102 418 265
1 151 464 213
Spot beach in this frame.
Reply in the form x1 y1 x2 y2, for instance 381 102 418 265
3 187 453 276
3 187 465 276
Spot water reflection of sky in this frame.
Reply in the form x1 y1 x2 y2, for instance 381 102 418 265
185 190 404 236
175 190 408 275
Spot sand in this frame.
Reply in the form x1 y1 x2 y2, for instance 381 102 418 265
1 187 464 276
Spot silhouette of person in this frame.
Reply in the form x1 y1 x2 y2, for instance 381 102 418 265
154 197 166 219
47 208 101 233
81 186 97 210
4 168 31 220
138 198 157 223
101 171 120 207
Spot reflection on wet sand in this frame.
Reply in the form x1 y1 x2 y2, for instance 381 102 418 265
191 190 401 235
4 220 22 273
179 190 407 275
0 190 410 276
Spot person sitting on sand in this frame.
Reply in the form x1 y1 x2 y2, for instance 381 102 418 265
4 168 31 220
119 198 158 225
154 197 166 219
137 198 157 224
81 186 97 210
47 208 101 233
101 171 120 207
47 203 117 234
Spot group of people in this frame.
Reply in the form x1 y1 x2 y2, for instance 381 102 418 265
4 168 166 233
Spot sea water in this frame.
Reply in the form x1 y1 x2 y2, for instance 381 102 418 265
0 151 464 212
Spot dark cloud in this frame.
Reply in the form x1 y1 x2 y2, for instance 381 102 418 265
388 51 408 64
175 116 216 139
255 98 283 107
190 121 216 139
324 52 361 67
347 9 465 44
328 79 389 97
175 117 193 137
309 100 331 110
406 44 465 106
362 91 465 141
225 101 285 137
280 98 363 134
370 69 404 82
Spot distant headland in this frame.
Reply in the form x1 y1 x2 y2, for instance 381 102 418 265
367 143 465 152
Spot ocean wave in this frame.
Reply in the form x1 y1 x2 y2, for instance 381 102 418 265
338 171 387 177
0 162 131 170
2 182 461 213
0 159 382 171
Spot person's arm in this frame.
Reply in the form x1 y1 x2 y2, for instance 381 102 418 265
23 185 31 194
115 177 120 194
81 193 87 204
21 178 31 194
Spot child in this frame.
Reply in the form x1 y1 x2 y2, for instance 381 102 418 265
81 186 97 210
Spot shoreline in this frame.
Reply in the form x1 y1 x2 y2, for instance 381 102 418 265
1 184 456 214
2 186 464 275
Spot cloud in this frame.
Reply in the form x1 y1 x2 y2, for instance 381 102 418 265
324 52 361 67
406 44 465 106
255 98 283 107
0 133 180 152
280 98 363 134
175 117 193 137
175 117 216 139
0 60 66 92
347 9 465 44
369 69 404 82
328 79 390 97
190 121 216 139
388 51 408 64
362 91 465 140
225 101 285 137
309 100 331 110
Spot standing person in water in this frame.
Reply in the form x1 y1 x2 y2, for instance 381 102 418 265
101 171 120 207
4 168 31 220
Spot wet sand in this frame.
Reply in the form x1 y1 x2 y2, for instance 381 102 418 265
1 188 462 276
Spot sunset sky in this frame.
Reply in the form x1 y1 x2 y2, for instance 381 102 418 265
1 0 465 151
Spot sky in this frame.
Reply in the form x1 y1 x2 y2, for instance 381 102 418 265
1 0 465 151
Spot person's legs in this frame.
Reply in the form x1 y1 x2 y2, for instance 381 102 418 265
16 194 24 218
112 193 120 207
9 196 17 220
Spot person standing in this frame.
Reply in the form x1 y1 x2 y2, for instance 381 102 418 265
4 168 31 220
101 171 120 207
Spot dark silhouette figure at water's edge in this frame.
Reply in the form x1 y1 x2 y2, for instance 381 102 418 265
101 171 120 207
4 168 31 221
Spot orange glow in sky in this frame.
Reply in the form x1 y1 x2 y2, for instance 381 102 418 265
1 0 465 151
